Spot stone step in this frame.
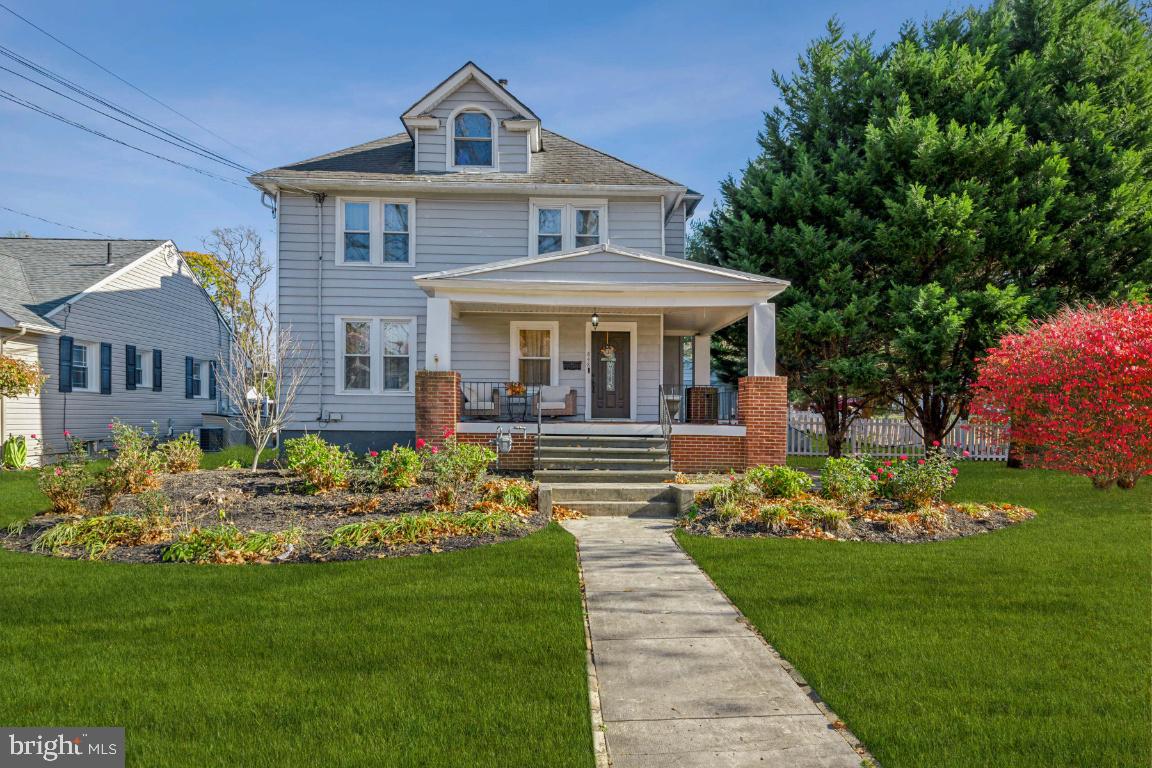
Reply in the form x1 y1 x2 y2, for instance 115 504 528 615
534 469 676 484
548 483 677 503
538 456 670 470
537 435 667 450
562 500 678 518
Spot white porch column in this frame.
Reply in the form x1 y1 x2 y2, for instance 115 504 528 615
693 335 712 386
425 297 452 371
747 302 777 377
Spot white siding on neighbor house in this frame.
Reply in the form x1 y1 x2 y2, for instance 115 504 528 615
0 337 43 460
279 189 680 433
414 79 528 173
27 246 228 462
452 313 662 422
665 202 686 259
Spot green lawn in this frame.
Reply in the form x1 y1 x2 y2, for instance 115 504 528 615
0 452 593 768
679 462 1152 768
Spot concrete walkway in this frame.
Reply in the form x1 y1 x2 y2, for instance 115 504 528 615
563 518 863 768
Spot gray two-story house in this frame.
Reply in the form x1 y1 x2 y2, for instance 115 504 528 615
250 62 787 469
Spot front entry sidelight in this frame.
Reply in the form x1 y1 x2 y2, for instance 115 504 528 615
591 330 630 419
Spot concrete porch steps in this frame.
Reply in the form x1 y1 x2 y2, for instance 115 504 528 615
535 433 679 517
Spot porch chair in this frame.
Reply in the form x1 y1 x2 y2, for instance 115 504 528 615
460 383 501 420
532 385 577 418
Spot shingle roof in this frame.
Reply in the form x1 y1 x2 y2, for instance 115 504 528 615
0 238 166 329
252 129 683 188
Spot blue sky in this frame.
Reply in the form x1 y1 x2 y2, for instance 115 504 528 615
0 0 968 251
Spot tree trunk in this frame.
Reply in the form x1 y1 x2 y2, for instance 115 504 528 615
251 436 269 472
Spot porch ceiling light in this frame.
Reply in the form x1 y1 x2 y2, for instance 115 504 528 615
591 309 600 329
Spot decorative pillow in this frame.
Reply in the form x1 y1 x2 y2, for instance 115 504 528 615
539 385 569 401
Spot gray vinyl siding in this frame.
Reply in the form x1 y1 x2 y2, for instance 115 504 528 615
461 249 739 284
609 201 663 253
279 190 673 433
664 202 686 259
452 313 662 421
414 79 528 174
17 247 227 463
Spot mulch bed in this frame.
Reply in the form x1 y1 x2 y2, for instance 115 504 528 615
681 499 1035 543
4 468 547 564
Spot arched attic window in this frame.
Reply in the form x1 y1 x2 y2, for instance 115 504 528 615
452 108 494 167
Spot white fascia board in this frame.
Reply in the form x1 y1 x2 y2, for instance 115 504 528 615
417 282 787 306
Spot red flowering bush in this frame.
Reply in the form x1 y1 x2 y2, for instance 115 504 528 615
364 444 424 490
971 302 1152 489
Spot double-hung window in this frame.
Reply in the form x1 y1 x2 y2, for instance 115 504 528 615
338 317 416 394
338 199 415 265
71 343 91 391
530 200 607 255
131 348 152 389
190 361 203 397
509 321 559 387
452 109 494 167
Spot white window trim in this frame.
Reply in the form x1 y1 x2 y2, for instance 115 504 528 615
191 359 211 399
336 198 416 267
335 316 417 396
70 341 99 393
447 104 498 172
509 320 560 387
529 199 609 256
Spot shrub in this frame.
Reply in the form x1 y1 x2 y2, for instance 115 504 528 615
160 432 203 473
886 451 957 510
2 434 28 470
422 430 497 511
0 354 46 399
37 439 93 515
284 434 352 493
821 457 873 511
971 302 1152 489
93 466 130 513
34 513 172 558
746 464 813 499
364 444 423 490
107 420 163 491
327 510 521 549
162 525 302 564
757 502 791 532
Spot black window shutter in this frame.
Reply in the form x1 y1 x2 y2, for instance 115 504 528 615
125 344 136 390
152 349 163 392
208 361 217 400
58 336 73 393
99 343 112 395
185 356 194 399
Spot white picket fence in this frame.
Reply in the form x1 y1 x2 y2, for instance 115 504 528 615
787 409 1009 460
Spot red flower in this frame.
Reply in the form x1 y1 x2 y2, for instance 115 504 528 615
931 440 940 447
962 450 971 457
950 468 959 476
63 430 71 437
898 454 907 461
369 450 379 458
415 438 426 450
430 446 439 454
29 433 36 439
54 467 62 476
869 474 878 481
443 427 455 438
917 459 926 465
107 423 114 430
883 460 892 467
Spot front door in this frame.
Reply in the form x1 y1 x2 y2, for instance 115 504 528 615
591 331 630 419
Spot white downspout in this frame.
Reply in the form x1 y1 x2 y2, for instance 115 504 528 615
315 193 326 427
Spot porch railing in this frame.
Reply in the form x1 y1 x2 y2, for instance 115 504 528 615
662 384 740 425
787 408 1010 460
657 384 674 468
460 381 536 422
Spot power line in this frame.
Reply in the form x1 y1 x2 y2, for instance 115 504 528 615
0 0 255 160
0 88 251 188
0 44 254 174
0 204 114 237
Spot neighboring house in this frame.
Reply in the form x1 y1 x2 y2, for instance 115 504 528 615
249 61 789 476
0 238 229 464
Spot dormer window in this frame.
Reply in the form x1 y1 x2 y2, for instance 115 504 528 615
453 109 493 167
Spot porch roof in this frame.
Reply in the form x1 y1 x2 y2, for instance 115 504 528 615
413 244 789 310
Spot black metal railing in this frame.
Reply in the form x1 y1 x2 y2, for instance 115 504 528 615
460 381 535 422
657 384 673 468
662 384 740 425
